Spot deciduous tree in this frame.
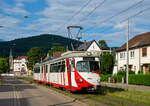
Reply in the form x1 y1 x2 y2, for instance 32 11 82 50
100 53 114 74
27 47 43 70
99 40 109 50
0 57 9 74
48 46 66 56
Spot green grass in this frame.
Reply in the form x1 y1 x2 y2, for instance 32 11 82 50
0 78 3 85
18 77 150 106
16 77 34 84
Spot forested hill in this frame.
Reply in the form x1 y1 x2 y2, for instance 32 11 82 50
0 39 4 42
0 34 82 57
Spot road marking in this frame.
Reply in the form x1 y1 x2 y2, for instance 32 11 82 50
13 85 21 106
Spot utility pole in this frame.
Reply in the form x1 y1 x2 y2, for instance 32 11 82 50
126 19 129 85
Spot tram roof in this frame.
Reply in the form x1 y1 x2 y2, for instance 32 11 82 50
42 51 100 64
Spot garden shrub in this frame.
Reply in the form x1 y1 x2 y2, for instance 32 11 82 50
117 70 126 76
117 70 135 76
113 75 123 83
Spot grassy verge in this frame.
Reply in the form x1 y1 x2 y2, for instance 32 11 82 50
0 78 3 85
17 77 150 106
17 77 34 84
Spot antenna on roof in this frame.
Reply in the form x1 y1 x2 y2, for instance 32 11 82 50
67 26 83 50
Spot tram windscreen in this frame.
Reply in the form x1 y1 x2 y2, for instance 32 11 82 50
76 61 100 72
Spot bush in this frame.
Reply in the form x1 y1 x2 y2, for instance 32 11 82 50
113 75 123 83
129 70 135 74
129 74 150 86
117 70 126 76
101 74 112 82
117 70 135 76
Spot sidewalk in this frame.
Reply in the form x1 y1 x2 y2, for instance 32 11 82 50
101 82 150 92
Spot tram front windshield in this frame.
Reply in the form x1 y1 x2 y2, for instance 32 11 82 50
76 61 100 72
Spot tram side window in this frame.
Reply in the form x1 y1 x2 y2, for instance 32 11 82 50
50 65 54 72
41 66 43 73
50 64 58 72
54 65 58 72
46 65 48 73
61 64 65 72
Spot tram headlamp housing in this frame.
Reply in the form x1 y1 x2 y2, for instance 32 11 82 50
97 79 101 83
87 52 91 56
79 78 83 83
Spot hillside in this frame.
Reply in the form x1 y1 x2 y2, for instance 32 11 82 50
0 39 4 42
0 34 82 57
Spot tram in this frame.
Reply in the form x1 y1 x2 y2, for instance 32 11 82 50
33 51 101 91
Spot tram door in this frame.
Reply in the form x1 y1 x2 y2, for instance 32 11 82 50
69 58 75 90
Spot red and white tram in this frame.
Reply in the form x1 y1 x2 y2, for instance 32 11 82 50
33 51 101 91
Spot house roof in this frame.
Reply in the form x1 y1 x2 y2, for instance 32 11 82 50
15 56 27 60
116 32 150 52
77 40 101 51
53 52 64 59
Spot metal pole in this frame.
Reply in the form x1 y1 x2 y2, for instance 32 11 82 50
126 19 129 84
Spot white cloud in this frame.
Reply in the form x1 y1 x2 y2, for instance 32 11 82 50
3 7 29 15
16 3 24 7
114 22 126 30
0 15 20 27
0 0 150 47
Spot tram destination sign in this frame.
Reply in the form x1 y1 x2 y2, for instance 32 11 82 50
83 57 95 61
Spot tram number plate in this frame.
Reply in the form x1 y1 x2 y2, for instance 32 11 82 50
83 57 95 61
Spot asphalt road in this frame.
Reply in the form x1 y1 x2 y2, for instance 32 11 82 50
0 76 86 106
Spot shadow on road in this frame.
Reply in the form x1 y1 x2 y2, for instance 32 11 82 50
0 98 29 106
0 76 37 92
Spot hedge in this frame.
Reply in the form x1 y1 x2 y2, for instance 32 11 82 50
101 74 112 82
129 74 150 86
101 74 150 86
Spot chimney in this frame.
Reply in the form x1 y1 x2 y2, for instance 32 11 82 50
84 40 87 45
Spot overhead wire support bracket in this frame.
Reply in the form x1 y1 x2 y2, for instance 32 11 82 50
67 26 83 51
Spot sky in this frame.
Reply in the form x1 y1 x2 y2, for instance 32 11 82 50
0 0 150 47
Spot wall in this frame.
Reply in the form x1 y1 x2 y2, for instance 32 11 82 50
115 46 150 74
87 41 101 52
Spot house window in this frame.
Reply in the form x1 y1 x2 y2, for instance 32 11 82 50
130 51 134 58
120 52 125 59
142 47 147 57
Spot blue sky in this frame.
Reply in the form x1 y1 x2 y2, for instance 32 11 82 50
0 0 150 47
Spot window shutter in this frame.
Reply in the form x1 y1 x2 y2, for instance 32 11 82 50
142 48 147 57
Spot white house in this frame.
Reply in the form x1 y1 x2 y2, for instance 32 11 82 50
77 40 109 53
13 56 28 76
114 32 150 74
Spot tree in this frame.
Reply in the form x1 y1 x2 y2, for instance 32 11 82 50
100 53 114 74
48 46 66 56
98 40 109 50
0 57 9 74
27 47 43 70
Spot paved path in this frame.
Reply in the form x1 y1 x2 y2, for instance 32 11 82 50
0 76 86 106
101 82 150 92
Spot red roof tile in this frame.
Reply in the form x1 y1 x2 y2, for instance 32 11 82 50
15 56 27 60
116 32 150 52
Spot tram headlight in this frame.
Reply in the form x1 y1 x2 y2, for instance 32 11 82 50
87 52 91 56
97 79 101 83
79 78 83 83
